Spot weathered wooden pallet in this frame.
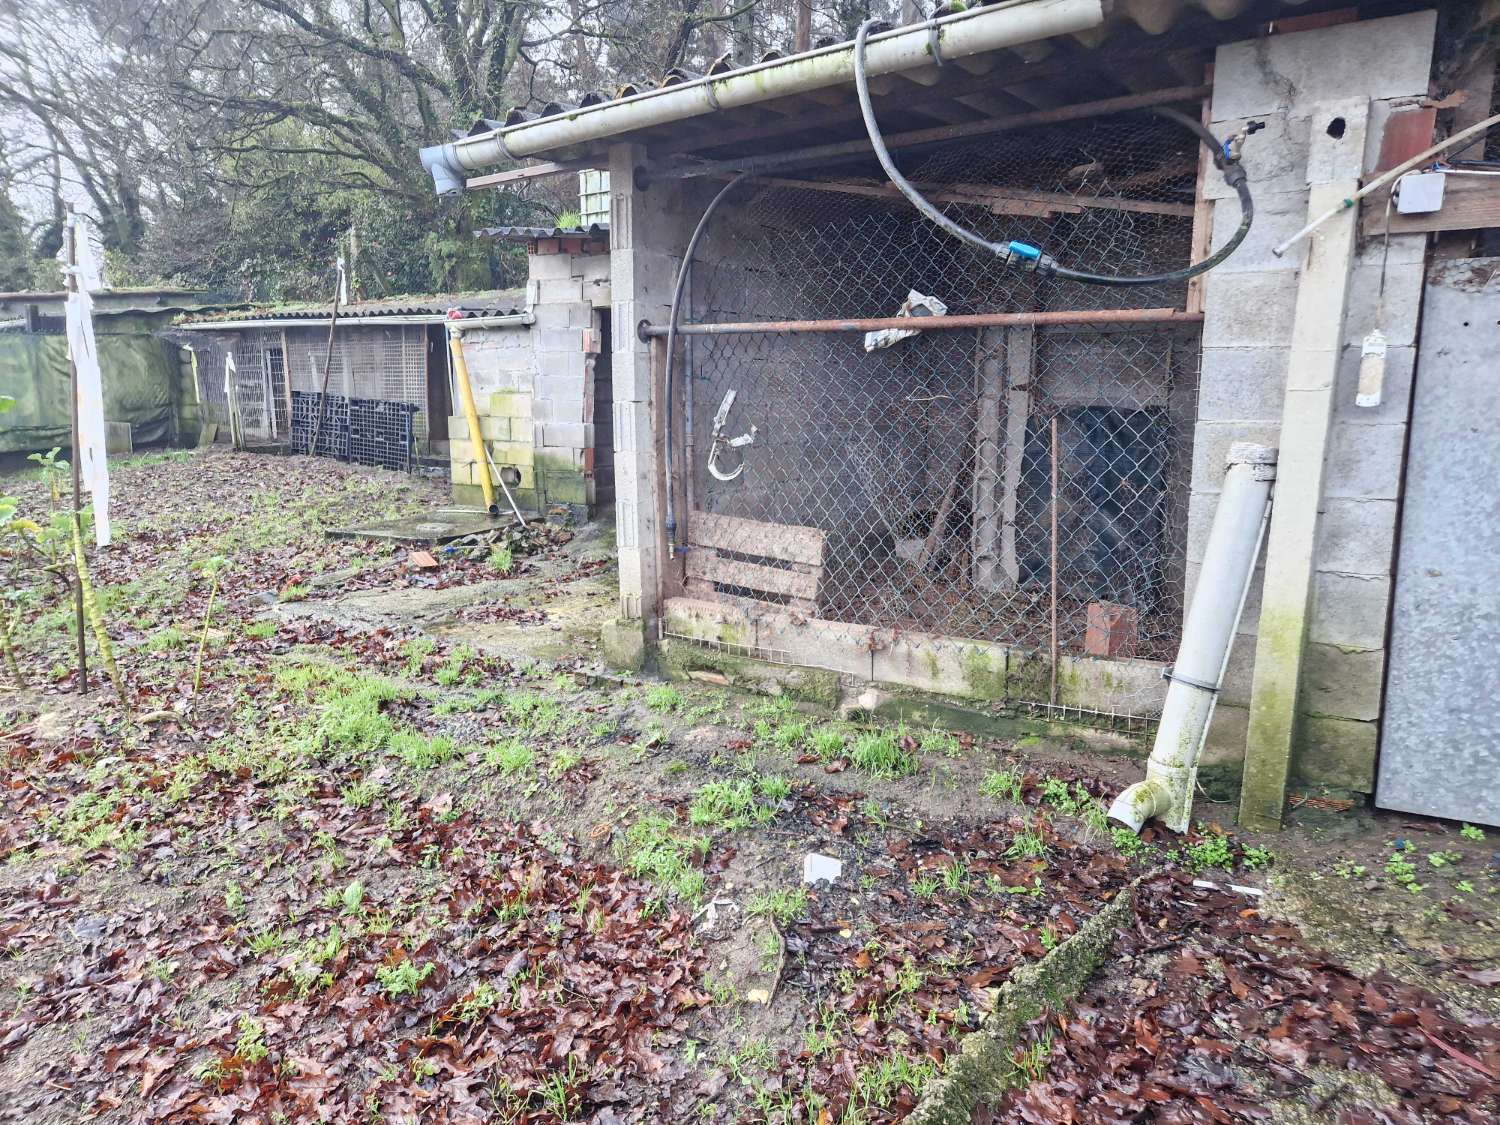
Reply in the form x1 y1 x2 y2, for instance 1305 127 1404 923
684 511 826 614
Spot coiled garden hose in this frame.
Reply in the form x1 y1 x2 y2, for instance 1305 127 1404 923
852 18 1255 287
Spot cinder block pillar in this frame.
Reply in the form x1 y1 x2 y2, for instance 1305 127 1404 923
1240 103 1367 831
608 143 687 629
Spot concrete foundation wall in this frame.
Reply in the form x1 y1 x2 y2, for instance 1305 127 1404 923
449 250 611 515
1190 10 1436 792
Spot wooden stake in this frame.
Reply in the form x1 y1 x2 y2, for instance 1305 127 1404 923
63 212 88 692
308 273 344 457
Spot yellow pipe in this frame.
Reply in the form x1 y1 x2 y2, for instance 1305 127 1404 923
447 319 496 514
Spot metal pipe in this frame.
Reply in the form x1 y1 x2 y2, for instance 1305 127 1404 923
1049 415 1059 706
419 0 1108 193
648 84 1211 184
1108 443 1276 834
447 317 498 515
641 309 1202 336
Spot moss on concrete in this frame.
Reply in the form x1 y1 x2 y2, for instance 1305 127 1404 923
870 694 1053 744
657 639 840 708
907 875 1149 1125
600 618 647 673
1005 649 1052 704
958 644 1007 700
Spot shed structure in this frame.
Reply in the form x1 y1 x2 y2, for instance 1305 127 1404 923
427 0 1498 827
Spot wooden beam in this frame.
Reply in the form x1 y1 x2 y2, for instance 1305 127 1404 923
1362 175 1500 236
1186 74 1213 316
743 174 1195 218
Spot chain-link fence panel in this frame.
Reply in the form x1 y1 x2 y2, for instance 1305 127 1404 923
676 110 1201 686
161 324 431 470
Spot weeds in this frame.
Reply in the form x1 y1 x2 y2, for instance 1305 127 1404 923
375 959 434 1000
848 729 916 779
747 886 808 926
485 739 534 776
619 814 707 902
979 768 1023 804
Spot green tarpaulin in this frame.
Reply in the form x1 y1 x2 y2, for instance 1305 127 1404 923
0 320 181 455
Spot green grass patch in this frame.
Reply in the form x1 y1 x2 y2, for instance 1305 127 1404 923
619 814 708 902
848 729 916 779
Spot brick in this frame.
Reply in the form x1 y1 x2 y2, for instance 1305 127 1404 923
1334 344 1414 424
1293 715 1377 792
1210 10 1435 120
1189 421 1281 497
1342 258 1424 349
1084 602 1137 657
448 438 477 465
487 390 533 419
1201 703 1249 766
1310 571 1391 649
1197 347 1288 423
487 440 534 467
1201 271 1299 349
536 351 586 380
537 277 585 304
526 252 581 280
1300 642 1384 721
543 471 588 505
541 422 591 449
1323 422 1406 500
478 416 509 441
1314 498 1397 575
535 329 582 353
536 374 585 404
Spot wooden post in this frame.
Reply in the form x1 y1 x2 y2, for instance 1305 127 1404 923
795 0 812 52
1185 73 1214 314
1240 105 1367 832
997 326 1034 588
970 328 1004 588
280 328 294 451
62 213 88 691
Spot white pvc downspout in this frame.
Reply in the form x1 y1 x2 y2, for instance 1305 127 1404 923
420 0 1106 194
1109 443 1276 834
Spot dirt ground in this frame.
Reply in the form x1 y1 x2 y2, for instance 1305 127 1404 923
0 449 1496 1124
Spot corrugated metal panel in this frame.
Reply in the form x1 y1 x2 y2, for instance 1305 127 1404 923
1378 258 1500 825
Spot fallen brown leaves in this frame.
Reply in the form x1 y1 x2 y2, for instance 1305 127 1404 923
983 873 1500 1124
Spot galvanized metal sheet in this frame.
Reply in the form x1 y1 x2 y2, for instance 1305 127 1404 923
1378 258 1500 825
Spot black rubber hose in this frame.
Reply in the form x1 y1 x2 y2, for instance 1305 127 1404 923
663 172 749 551
852 19 1254 287
1051 107 1254 287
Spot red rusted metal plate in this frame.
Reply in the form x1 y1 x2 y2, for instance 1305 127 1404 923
1374 107 1437 174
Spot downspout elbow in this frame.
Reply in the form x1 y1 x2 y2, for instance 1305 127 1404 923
1108 778 1173 834
421 143 466 197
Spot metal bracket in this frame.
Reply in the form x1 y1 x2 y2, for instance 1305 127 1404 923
707 389 756 481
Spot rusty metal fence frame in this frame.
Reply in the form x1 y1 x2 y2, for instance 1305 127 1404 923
653 105 1208 715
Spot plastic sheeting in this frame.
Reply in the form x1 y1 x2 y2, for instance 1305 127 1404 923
0 328 179 456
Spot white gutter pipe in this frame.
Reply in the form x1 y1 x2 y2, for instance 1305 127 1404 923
419 0 1106 195
1109 443 1276 834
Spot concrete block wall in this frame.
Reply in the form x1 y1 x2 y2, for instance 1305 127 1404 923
448 249 611 515
1190 10 1435 791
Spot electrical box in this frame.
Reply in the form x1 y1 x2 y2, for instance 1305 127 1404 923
1395 172 1446 214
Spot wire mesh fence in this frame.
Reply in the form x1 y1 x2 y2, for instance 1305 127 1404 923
679 110 1202 670
163 324 431 470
